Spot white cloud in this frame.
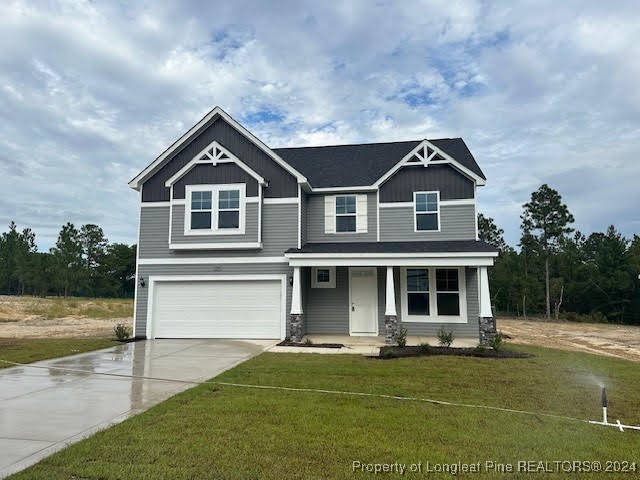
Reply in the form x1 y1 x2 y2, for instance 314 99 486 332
0 0 638 249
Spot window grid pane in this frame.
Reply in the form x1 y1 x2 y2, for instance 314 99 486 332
219 190 240 210
436 269 459 292
317 269 330 283
336 195 356 214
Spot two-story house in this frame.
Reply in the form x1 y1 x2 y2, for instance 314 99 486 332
129 107 498 344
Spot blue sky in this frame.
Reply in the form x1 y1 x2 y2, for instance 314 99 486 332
1 0 639 249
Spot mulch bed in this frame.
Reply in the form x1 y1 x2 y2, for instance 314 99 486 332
276 340 344 349
378 345 531 359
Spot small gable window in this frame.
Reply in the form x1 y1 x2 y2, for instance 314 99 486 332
414 191 439 231
190 191 212 229
335 195 357 232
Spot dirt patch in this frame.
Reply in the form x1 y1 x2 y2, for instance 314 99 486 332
0 295 133 338
497 317 640 362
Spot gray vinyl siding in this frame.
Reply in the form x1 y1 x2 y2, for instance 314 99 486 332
306 192 377 242
379 204 476 241
304 266 350 334
394 267 479 338
300 193 307 245
380 164 475 202
134 263 291 338
138 203 297 258
170 203 259 245
141 116 298 202
172 164 258 199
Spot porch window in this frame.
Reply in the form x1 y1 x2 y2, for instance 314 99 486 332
406 268 429 315
335 195 356 232
435 268 460 316
414 191 439 231
311 266 336 288
401 267 466 322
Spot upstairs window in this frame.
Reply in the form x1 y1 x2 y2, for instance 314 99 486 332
414 191 439 231
190 191 212 229
335 195 356 232
218 189 240 229
185 184 245 235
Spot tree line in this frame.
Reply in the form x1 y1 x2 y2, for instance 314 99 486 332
479 184 640 324
0 221 136 298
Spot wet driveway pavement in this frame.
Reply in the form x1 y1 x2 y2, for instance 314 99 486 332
0 339 273 478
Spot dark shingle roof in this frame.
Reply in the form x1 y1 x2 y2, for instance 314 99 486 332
286 240 498 255
273 138 485 188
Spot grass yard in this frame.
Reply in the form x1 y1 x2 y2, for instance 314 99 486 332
0 337 118 368
8 345 640 479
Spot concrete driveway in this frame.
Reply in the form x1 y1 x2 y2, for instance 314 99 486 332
0 339 274 478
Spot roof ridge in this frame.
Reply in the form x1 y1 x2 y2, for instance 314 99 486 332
273 139 422 150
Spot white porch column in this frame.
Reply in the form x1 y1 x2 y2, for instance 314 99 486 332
479 266 492 318
385 266 397 316
290 266 303 315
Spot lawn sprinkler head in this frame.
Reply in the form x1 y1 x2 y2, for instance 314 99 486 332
601 386 608 423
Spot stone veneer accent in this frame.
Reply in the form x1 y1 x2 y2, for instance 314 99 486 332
478 316 496 345
384 315 398 344
290 314 304 342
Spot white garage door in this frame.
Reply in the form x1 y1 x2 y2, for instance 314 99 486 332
151 279 283 339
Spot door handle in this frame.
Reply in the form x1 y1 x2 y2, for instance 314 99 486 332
351 303 355 312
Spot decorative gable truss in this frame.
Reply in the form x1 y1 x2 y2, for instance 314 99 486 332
374 139 486 188
164 140 267 188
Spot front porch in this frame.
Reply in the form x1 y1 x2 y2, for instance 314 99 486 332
285 241 499 345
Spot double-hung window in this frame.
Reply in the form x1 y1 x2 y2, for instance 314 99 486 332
335 195 356 232
186 184 245 234
401 267 465 322
217 189 240 229
414 191 439 231
190 191 212 229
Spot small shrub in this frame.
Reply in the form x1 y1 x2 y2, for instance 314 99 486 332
114 323 131 342
437 327 454 347
394 327 408 348
418 342 430 354
303 337 313 345
473 344 487 355
488 331 505 351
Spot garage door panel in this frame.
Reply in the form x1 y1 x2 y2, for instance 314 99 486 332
152 279 282 339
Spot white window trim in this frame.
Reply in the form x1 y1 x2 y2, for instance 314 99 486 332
400 267 467 323
311 266 336 288
414 191 441 232
335 194 358 234
185 184 246 236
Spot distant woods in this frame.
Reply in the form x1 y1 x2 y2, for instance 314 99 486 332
0 221 136 298
480 184 640 325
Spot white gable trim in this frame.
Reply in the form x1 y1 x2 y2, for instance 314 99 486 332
164 140 266 187
373 139 486 188
128 106 307 190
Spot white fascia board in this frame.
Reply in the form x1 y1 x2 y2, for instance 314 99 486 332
138 256 287 265
285 251 498 259
140 201 170 208
309 185 378 193
169 242 263 250
287 257 495 267
164 142 266 187
129 106 307 190
372 139 486 188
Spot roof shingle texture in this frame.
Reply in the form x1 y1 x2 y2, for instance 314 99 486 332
273 138 485 188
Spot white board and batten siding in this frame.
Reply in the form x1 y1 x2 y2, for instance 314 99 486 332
147 276 286 339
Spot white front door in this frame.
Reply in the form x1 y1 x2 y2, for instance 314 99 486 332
349 267 378 335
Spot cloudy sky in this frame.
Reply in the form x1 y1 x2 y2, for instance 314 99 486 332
1 0 639 250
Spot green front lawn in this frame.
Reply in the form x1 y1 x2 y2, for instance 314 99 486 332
9 345 640 479
0 337 118 368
